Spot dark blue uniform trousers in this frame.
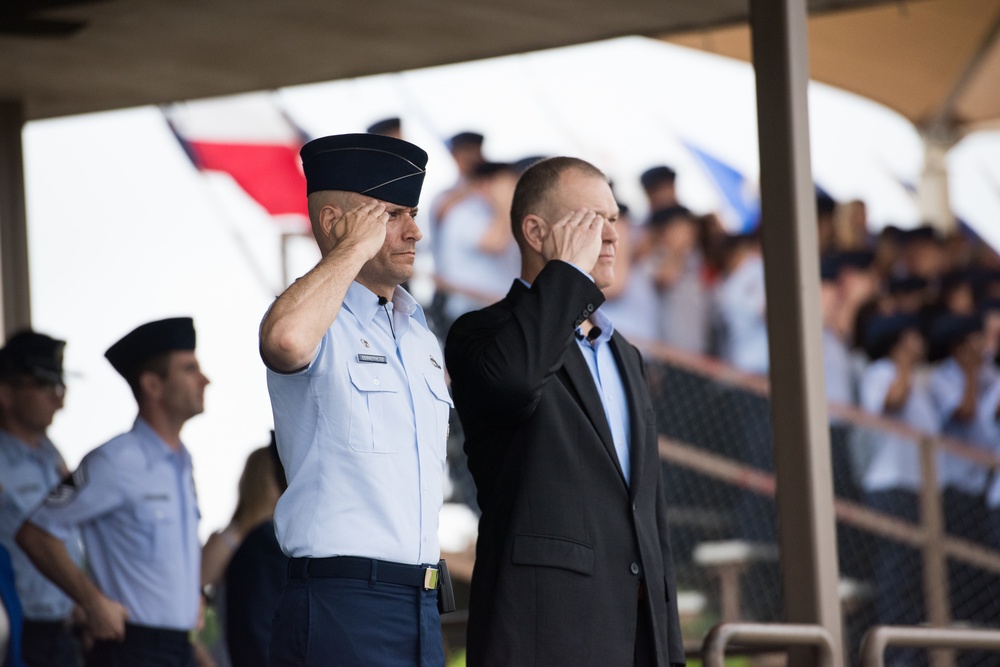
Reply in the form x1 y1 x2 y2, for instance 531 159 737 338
269 577 444 667
85 624 194 667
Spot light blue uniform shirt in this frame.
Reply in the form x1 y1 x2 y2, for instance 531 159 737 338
574 308 633 485
29 419 200 630
823 328 855 409
599 258 659 343
715 253 769 375
928 358 995 495
978 377 1000 508
437 193 521 321
860 359 940 492
266 282 451 564
0 431 82 620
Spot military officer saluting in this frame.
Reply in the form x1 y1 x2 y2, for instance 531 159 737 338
260 133 453 667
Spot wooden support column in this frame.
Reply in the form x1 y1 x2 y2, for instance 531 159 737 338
0 99 31 336
748 0 844 664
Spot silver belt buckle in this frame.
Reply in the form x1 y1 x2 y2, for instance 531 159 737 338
423 567 439 590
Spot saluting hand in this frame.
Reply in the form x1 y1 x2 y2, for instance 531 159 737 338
328 200 390 261
83 593 129 642
541 208 604 273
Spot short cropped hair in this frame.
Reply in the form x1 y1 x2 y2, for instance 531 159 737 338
510 157 607 247
122 352 172 402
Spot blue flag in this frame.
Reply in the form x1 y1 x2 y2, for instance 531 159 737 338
682 141 760 233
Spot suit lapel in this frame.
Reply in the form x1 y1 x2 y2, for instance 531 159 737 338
610 333 647 499
561 343 626 485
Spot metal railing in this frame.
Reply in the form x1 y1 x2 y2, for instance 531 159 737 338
642 339 1000 634
701 622 837 667
860 625 1000 667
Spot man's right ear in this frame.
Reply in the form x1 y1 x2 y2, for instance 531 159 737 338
318 204 343 239
521 214 547 253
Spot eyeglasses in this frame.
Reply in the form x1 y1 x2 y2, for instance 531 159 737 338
11 377 66 398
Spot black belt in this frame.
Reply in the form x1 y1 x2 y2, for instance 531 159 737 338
123 623 191 644
22 618 72 634
288 556 440 590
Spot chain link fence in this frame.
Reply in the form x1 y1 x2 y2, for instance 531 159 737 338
644 348 1000 667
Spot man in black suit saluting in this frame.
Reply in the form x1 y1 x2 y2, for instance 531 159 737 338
445 157 685 667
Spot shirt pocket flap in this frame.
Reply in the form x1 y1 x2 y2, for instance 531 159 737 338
512 534 594 576
424 372 454 407
348 362 401 393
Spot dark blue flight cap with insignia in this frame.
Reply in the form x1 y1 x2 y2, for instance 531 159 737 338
300 133 428 208
0 330 66 384
105 317 196 378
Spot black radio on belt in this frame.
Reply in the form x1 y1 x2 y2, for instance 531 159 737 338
436 559 456 614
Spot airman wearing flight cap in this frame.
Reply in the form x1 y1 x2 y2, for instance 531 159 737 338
260 133 452 667
17 317 209 667
0 330 83 667
857 312 937 660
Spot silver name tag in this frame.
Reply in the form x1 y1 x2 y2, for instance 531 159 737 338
357 354 387 364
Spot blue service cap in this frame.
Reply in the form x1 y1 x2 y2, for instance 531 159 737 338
105 317 196 378
0 330 66 384
300 133 428 207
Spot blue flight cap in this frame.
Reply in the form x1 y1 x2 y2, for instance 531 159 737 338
105 317 196 378
0 330 66 384
513 155 546 175
365 117 401 136
816 190 836 216
980 297 1000 314
300 133 428 207
888 274 929 295
446 131 484 151
820 254 842 282
649 205 693 227
863 313 922 360
927 313 983 362
900 225 939 245
640 165 676 191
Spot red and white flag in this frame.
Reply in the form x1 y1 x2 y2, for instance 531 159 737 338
164 93 310 231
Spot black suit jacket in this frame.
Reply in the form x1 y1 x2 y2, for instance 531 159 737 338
445 261 685 667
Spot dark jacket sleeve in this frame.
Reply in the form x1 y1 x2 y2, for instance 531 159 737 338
445 261 605 423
